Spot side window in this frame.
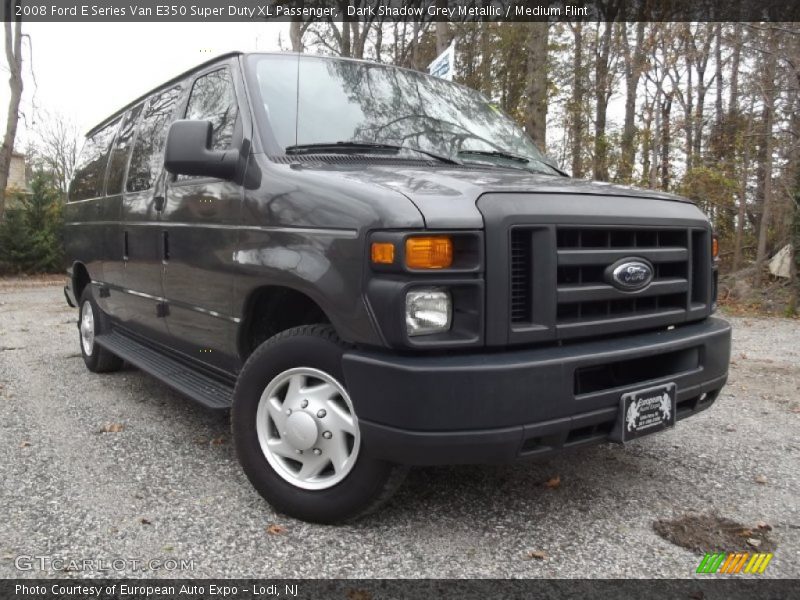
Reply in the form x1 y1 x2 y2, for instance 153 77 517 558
105 105 142 195
126 86 182 193
185 68 238 150
69 118 120 201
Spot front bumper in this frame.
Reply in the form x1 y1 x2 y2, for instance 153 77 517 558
342 317 731 465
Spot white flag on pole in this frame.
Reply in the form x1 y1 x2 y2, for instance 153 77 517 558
428 41 456 81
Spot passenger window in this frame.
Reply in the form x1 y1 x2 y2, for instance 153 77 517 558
69 118 121 201
105 105 143 195
126 85 182 193
185 68 238 150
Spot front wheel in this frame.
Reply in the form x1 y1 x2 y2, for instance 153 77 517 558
78 287 123 373
231 325 407 523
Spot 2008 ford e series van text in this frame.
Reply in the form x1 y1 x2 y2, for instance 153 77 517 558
63 52 731 523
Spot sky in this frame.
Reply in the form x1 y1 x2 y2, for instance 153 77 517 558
0 22 289 146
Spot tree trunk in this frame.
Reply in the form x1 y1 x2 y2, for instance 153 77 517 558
569 22 585 178
660 92 673 191
593 21 614 181
733 105 753 272
435 0 448 55
524 22 549 150
714 24 723 127
618 22 645 183
754 28 779 287
0 7 23 220
289 19 305 52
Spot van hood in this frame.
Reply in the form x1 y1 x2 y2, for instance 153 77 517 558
299 162 693 228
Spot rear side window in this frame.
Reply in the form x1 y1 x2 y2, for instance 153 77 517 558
185 68 238 150
105 105 143 195
69 118 121 201
127 85 182 193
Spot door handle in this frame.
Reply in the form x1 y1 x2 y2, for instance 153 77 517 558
154 195 165 212
161 231 170 263
123 231 129 261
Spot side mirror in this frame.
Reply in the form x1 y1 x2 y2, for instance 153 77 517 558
164 120 238 180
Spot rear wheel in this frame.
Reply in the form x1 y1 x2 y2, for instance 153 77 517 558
78 287 123 373
231 324 407 523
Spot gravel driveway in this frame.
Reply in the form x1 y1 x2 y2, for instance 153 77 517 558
1 279 798 579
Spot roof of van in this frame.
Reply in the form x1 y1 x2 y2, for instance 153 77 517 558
85 51 478 138
85 51 244 137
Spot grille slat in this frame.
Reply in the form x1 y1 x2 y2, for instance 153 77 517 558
557 247 688 266
557 278 689 304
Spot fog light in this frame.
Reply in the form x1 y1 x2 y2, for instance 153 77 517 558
405 288 451 336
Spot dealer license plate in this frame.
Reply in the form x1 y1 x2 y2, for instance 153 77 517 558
616 383 677 443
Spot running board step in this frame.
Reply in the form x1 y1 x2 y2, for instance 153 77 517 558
95 331 233 410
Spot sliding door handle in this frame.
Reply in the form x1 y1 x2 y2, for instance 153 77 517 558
122 231 129 261
161 231 170 263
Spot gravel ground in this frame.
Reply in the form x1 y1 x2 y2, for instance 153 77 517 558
0 280 798 579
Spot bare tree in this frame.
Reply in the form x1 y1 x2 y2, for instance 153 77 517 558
31 110 79 198
0 0 23 220
754 27 779 287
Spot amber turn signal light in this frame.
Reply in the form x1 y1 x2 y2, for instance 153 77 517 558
712 235 719 260
405 236 453 269
371 242 395 265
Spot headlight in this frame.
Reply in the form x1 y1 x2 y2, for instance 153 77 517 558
405 288 451 336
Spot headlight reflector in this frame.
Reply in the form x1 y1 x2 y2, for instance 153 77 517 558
405 288 452 336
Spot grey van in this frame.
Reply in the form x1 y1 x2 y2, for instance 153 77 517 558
64 52 731 523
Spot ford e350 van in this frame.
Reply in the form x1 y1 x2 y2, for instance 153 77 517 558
64 52 731 523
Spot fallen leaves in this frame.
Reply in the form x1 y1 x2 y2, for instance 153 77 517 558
210 436 226 446
19 440 31 448
724 424 737 432
266 523 287 536
754 475 768 485
544 475 561 489
100 423 124 433
756 521 773 531
346 590 372 600
139 517 152 526
746 537 761 548
524 550 548 561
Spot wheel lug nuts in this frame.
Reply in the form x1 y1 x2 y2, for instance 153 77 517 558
313 448 321 455
322 431 332 439
317 409 326 418
300 399 308 408
285 408 292 415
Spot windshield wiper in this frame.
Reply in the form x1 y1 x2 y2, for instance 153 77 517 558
458 148 569 176
457 149 531 163
285 141 461 165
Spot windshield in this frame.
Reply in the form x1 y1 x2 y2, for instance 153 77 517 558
246 54 563 176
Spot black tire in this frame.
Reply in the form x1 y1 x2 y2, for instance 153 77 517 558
231 324 407 524
78 287 123 373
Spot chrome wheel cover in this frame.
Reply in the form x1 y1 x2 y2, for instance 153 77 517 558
80 300 95 356
255 367 360 490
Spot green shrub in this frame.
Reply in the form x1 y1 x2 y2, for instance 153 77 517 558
0 171 64 274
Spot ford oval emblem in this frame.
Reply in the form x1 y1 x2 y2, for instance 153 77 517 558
608 259 654 291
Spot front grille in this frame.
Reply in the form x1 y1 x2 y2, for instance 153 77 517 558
555 227 690 324
509 225 711 341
